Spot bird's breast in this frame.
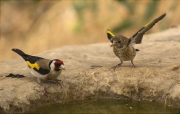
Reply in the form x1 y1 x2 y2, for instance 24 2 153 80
45 70 62 80
113 46 136 61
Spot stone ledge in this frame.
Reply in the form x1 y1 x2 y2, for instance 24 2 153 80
0 26 180 113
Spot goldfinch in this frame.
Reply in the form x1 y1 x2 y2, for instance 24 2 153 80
12 48 65 83
107 13 166 69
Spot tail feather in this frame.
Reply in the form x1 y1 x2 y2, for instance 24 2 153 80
136 49 140 51
12 48 29 61
12 48 26 56
12 48 44 63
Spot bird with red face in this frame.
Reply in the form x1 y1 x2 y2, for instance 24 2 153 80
12 48 65 84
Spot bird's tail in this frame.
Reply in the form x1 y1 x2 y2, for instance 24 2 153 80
136 49 140 51
12 48 27 57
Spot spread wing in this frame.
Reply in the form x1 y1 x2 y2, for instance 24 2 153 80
107 29 115 43
128 13 166 45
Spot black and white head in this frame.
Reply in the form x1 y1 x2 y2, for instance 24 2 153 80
50 59 65 71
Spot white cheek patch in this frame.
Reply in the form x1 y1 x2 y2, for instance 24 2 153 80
50 61 56 70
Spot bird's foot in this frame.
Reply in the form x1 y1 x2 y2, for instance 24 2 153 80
112 63 122 70
132 64 136 67
38 82 48 96
54 79 63 89
132 64 136 68
43 86 48 96
130 60 136 68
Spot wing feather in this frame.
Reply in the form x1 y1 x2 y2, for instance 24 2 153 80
107 29 115 43
128 13 166 45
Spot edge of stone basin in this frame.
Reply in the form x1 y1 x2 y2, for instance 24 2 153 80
0 26 180 113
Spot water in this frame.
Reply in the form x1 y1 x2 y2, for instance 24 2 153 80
28 99 179 114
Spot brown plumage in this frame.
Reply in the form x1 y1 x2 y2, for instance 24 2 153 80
107 13 166 69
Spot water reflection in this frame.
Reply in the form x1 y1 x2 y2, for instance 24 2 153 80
29 99 180 114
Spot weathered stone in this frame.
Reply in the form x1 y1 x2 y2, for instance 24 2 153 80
0 26 180 113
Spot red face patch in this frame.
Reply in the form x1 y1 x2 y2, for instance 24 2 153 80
53 59 64 71
54 59 64 65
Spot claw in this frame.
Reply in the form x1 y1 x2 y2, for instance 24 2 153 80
131 60 136 68
112 63 122 70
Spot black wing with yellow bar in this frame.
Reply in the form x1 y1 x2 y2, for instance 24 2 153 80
107 29 115 43
12 48 50 75
129 13 166 44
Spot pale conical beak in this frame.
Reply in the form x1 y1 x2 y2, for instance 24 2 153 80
59 65 65 70
110 43 115 47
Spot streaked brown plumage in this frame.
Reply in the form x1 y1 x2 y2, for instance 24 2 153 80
107 13 166 69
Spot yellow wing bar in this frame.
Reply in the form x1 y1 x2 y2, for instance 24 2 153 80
144 20 153 27
26 61 40 70
107 29 115 37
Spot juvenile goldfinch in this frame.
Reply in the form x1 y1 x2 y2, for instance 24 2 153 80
107 13 166 69
12 48 65 83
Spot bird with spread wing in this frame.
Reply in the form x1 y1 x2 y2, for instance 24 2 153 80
107 13 166 70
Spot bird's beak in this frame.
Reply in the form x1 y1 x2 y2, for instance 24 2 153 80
59 65 65 70
110 43 115 47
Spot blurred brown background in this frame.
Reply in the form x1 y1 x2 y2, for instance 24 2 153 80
1 0 180 61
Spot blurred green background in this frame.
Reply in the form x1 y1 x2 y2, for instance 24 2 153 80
1 0 180 61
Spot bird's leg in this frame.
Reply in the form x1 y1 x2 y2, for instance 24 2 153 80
112 59 123 70
51 79 63 89
131 59 135 67
37 78 48 96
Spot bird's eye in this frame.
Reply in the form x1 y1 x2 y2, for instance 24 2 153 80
54 63 60 67
117 41 121 43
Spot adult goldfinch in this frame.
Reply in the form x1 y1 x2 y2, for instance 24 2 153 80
107 13 166 69
12 48 65 83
